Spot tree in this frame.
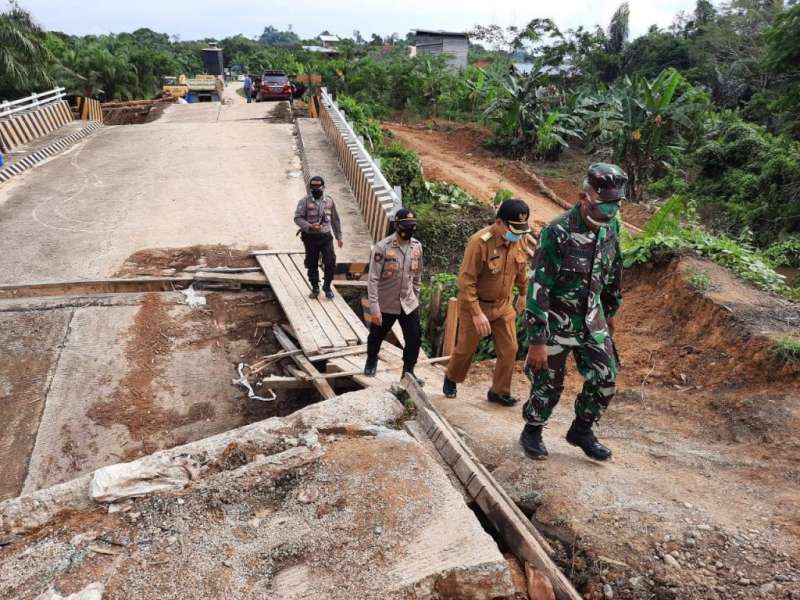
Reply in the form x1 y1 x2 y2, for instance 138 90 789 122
258 26 300 47
0 1 52 99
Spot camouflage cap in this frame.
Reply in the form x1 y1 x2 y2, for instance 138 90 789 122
585 163 628 202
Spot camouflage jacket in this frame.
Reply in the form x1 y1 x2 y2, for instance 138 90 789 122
525 206 623 345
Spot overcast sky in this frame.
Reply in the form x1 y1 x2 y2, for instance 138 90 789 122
20 0 698 41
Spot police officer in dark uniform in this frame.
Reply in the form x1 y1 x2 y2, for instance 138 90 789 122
293 175 343 299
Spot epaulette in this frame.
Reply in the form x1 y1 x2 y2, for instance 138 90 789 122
479 231 493 242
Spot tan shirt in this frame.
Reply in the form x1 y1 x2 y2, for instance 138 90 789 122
457 224 528 318
368 234 423 315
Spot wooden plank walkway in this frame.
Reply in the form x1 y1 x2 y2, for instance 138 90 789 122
255 251 368 357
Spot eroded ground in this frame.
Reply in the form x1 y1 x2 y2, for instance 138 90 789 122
432 255 800 599
0 289 326 501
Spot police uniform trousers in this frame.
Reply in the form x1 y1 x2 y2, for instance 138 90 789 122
446 299 517 396
366 308 422 372
301 231 336 289
522 332 618 426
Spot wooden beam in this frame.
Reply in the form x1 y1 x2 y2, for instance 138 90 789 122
331 280 368 288
308 344 369 362
272 325 336 399
442 297 459 357
401 376 582 600
259 375 314 390
194 271 268 286
0 276 194 300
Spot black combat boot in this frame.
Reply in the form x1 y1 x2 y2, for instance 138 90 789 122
322 285 334 300
442 376 457 398
519 423 548 459
566 418 612 461
309 285 320 299
487 390 517 407
364 356 378 376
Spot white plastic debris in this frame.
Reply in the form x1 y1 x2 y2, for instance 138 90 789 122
90 455 202 503
180 285 207 308
36 582 104 600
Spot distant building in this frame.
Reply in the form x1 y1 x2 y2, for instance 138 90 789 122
413 29 468 70
302 45 339 56
319 34 341 48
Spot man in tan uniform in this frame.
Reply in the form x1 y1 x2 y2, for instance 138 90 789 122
364 208 423 380
443 199 530 406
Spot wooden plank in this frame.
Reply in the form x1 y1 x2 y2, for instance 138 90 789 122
194 271 268 286
402 377 581 600
442 297 459 358
289 253 368 344
309 344 368 362
259 375 314 390
276 254 348 349
280 254 357 346
330 280 368 289
273 325 336 399
256 255 326 354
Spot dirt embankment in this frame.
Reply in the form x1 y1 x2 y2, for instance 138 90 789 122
383 121 652 230
434 253 800 599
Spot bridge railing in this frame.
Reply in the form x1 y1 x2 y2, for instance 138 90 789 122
0 88 66 120
317 87 401 242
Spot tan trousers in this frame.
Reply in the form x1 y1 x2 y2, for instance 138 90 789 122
446 301 518 396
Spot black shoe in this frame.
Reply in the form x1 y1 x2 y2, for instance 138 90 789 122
519 424 548 459
309 286 319 299
364 356 378 376
487 390 517 407
323 286 334 299
566 419 612 461
442 377 457 398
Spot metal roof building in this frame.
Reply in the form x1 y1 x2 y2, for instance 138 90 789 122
413 29 468 70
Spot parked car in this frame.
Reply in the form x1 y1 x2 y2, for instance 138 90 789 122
237 74 245 82
256 70 294 102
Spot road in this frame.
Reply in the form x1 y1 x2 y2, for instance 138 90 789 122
0 87 370 285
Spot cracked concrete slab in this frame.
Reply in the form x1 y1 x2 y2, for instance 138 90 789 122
0 389 514 599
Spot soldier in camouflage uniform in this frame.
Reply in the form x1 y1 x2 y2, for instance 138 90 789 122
519 163 626 462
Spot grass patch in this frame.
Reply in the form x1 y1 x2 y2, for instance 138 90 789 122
769 337 800 366
687 269 715 292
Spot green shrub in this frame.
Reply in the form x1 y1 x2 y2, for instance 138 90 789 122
645 173 688 199
764 237 800 268
691 113 800 247
769 337 800 366
688 269 714 292
376 142 429 204
624 196 794 297
492 188 514 207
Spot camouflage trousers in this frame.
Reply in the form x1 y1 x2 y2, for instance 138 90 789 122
522 334 619 426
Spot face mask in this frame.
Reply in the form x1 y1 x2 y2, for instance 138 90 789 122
586 201 619 226
503 230 522 243
311 188 323 199
397 226 416 240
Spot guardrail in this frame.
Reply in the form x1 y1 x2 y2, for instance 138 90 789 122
317 87 401 242
0 88 66 119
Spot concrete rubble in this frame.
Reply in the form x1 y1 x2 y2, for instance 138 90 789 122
0 388 514 599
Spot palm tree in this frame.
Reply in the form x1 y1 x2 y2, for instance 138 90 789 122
0 1 53 100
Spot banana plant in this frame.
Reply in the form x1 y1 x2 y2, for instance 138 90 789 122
578 68 709 200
